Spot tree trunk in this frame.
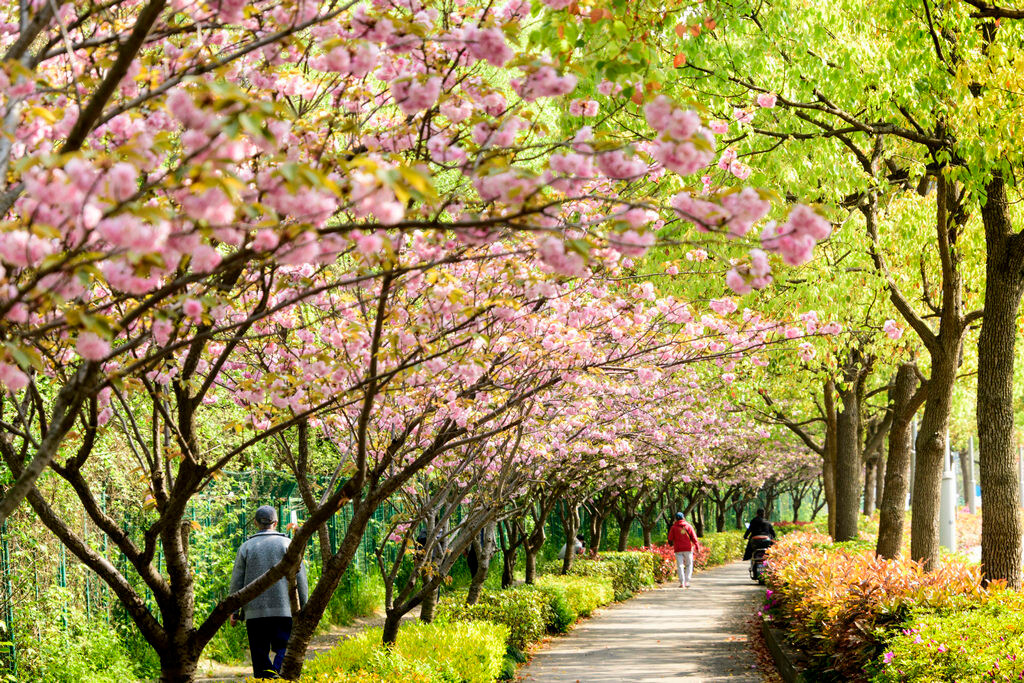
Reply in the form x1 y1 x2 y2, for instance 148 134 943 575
863 458 877 515
615 513 633 551
158 650 199 683
382 609 402 646
524 500 554 585
978 172 1024 588
811 481 826 520
498 521 516 589
876 363 921 559
958 447 972 510
835 358 866 542
714 498 726 532
792 494 802 523
823 379 839 538
560 502 581 575
419 587 438 623
910 351 959 570
280 502 376 679
732 497 747 530
642 523 653 547
466 523 497 605
524 547 539 584
589 513 606 554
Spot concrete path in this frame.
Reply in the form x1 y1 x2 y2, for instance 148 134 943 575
518 561 765 682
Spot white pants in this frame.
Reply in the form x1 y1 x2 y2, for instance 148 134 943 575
675 551 693 585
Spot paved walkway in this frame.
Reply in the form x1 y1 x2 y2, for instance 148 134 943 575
518 561 765 682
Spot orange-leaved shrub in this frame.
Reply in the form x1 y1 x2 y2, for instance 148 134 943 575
763 532 987 682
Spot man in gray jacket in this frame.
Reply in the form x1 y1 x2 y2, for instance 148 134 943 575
229 505 308 679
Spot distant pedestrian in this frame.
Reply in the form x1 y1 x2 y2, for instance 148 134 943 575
667 512 700 588
230 505 308 679
558 534 585 559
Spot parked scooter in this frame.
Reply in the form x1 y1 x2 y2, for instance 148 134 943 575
748 534 774 583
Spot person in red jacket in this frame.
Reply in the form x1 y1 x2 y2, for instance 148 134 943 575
667 512 701 588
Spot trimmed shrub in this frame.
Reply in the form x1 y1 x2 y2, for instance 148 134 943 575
600 551 658 586
301 620 507 683
694 530 746 569
764 532 986 682
530 582 576 633
436 587 551 652
568 551 655 600
534 575 614 618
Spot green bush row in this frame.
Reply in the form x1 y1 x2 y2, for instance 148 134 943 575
436 586 553 652
534 575 614 619
302 620 508 683
568 551 656 600
695 530 746 569
433 573 615 652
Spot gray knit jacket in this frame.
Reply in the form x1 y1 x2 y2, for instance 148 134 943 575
229 530 308 620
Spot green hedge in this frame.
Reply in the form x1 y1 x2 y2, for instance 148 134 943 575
534 575 614 619
568 551 655 600
695 531 746 568
436 587 552 652
301 620 507 683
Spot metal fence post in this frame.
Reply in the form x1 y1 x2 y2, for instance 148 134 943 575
1 522 16 677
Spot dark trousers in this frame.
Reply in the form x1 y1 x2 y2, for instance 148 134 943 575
245 616 292 679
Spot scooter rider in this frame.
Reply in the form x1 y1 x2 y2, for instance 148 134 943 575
742 508 776 561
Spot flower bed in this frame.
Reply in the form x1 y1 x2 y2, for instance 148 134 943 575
763 532 986 682
871 591 1024 682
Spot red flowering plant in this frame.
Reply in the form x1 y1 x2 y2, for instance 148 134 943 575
630 544 677 582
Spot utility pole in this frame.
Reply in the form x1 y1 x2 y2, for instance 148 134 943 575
939 429 957 551
1018 444 1024 508
907 418 917 510
964 436 977 514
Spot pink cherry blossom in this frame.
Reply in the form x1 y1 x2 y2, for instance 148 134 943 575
710 298 738 315
734 108 754 124
820 321 843 335
725 268 751 295
756 92 777 108
465 27 514 66
253 229 280 252
183 298 204 323
191 244 222 273
883 319 904 341
537 236 586 277
709 120 729 135
0 362 28 392
76 332 111 361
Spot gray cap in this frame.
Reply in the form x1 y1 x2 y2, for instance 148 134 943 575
255 505 278 525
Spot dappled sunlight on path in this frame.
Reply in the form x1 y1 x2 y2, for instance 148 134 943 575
518 561 764 682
